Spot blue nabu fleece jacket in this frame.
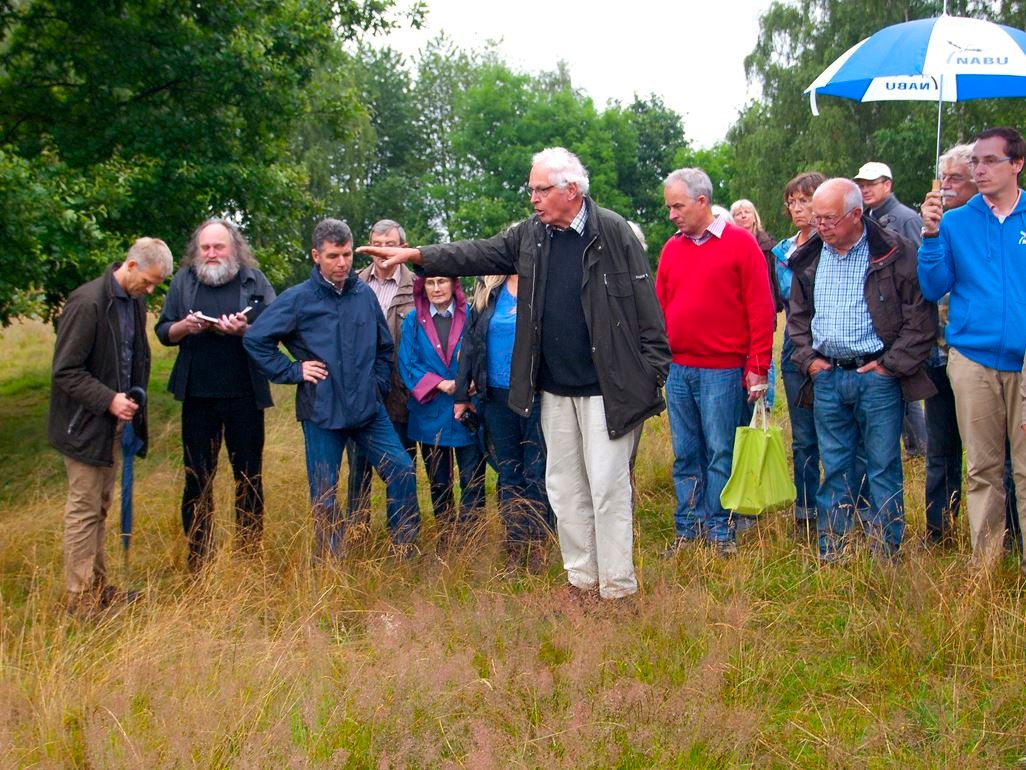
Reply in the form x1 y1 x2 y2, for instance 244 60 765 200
918 189 1026 371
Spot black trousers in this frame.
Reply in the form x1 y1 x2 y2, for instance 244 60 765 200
181 395 265 567
420 442 486 531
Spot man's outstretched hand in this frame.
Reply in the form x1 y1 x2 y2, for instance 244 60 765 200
355 246 423 270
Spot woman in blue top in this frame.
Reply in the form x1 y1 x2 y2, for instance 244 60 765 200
455 274 552 573
399 276 485 546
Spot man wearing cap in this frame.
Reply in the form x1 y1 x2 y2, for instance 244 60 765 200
854 162 924 247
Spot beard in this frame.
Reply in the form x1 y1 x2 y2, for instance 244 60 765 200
195 257 240 287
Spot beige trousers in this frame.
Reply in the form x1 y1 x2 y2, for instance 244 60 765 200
540 393 637 599
947 347 1026 566
63 449 119 595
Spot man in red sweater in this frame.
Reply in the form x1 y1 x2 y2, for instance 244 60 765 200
657 168 775 554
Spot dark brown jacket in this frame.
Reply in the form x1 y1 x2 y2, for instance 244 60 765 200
787 217 936 407
356 262 415 423
48 265 151 466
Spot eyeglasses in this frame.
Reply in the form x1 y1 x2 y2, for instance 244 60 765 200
812 207 856 228
786 197 812 209
525 184 557 197
968 155 1012 170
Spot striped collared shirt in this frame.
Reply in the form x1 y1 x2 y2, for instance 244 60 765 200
811 230 884 358
364 270 401 314
676 214 728 246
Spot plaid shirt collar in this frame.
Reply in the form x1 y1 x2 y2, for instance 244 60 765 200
547 199 588 236
822 227 868 262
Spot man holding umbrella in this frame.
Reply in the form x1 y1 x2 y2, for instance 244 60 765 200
919 126 1026 571
48 238 173 619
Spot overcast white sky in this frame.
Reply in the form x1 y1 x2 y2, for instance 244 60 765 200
373 0 774 148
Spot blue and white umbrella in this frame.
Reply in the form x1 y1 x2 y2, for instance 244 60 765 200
806 15 1026 114
805 14 1026 170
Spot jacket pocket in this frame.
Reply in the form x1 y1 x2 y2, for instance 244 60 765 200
946 298 971 338
603 271 632 297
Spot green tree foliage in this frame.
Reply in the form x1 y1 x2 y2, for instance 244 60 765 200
325 38 691 267
0 0 417 322
730 0 1026 237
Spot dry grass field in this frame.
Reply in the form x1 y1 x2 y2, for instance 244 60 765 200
1 318 1025 768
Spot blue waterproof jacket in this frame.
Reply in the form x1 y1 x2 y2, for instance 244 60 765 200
918 190 1026 371
399 277 476 448
243 268 393 429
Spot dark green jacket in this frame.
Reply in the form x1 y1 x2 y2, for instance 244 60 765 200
48 265 151 466
420 197 670 439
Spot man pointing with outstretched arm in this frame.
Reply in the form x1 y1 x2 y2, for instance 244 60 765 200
358 146 671 603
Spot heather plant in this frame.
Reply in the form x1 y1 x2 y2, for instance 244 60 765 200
1 319 1025 768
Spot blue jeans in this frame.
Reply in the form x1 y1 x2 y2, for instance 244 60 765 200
813 367 904 558
781 329 820 521
666 363 745 543
345 420 417 523
302 405 420 558
484 389 551 543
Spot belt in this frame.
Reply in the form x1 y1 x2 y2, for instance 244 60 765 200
816 349 884 370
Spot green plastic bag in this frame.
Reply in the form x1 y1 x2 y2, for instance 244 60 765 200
720 399 797 516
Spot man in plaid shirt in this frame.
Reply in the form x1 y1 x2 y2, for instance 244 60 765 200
787 178 936 563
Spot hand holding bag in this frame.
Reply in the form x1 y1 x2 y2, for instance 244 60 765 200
720 398 797 516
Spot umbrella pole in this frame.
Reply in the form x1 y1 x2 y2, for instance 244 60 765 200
934 75 944 188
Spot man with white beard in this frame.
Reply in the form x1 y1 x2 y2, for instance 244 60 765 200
156 219 276 569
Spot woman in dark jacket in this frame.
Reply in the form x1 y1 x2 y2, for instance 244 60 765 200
399 275 486 548
455 274 551 573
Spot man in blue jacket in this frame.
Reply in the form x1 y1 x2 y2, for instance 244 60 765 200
244 219 420 558
919 126 1026 570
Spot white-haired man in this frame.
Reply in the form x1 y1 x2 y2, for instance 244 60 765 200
357 147 671 601
49 238 173 618
156 219 276 569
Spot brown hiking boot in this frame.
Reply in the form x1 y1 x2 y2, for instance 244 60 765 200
66 592 103 622
97 584 141 608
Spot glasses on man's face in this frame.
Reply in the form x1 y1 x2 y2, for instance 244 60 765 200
968 155 1012 170
525 184 557 197
812 207 855 228
786 197 812 209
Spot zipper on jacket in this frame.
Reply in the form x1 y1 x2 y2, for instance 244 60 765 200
106 297 123 393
